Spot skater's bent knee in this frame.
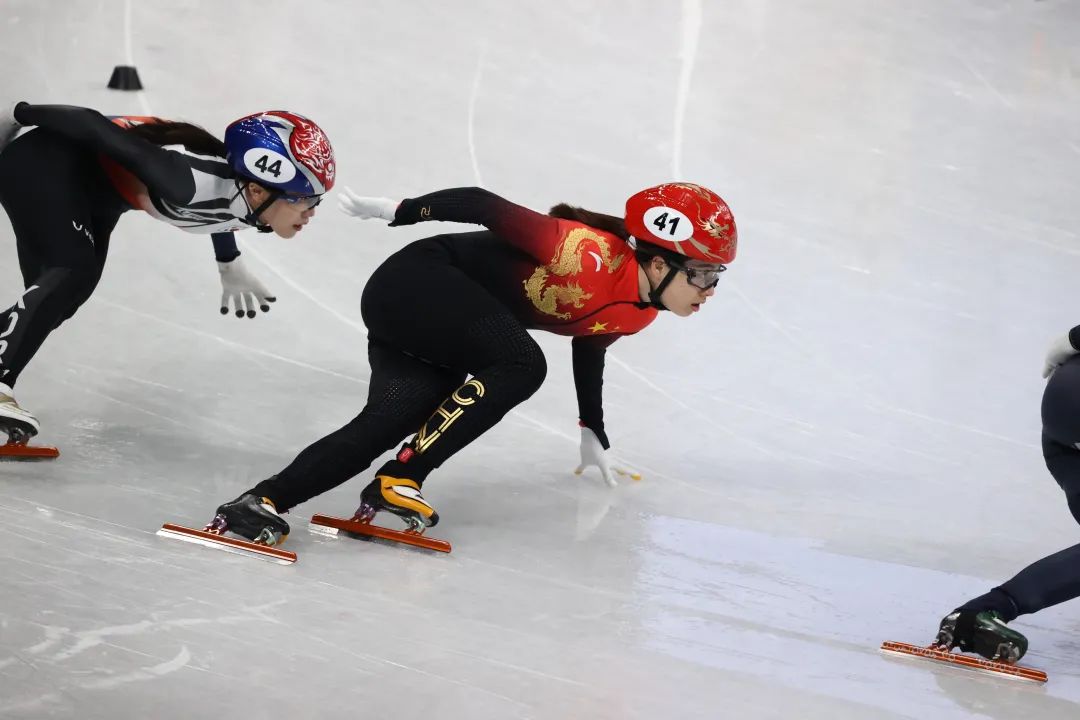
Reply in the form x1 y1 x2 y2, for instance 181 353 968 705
1042 360 1080 445
32 266 99 295
512 342 547 392
31 267 78 291
1066 491 1080 527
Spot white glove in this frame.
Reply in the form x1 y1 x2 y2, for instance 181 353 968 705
337 187 399 221
1043 332 1079 379
0 102 22 154
573 427 641 488
218 256 275 319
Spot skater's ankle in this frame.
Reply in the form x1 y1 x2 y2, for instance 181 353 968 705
957 588 1020 622
988 588 1021 623
247 476 298 514
376 459 410 479
250 493 285 513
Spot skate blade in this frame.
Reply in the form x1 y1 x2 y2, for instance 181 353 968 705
309 513 451 553
880 641 1047 683
0 442 59 460
157 522 297 565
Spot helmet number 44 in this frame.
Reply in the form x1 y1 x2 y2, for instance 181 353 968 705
243 148 297 184
254 155 281 177
643 206 692 242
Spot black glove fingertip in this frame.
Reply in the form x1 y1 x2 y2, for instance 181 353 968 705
235 309 244 318
220 307 228 315
246 309 256 319
266 297 277 303
260 304 270 312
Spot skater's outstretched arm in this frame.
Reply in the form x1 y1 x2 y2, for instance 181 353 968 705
211 232 240 262
339 186 559 263
572 333 624 450
12 102 196 205
572 333 641 486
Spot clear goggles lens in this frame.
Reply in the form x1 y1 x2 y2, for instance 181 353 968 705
282 193 323 209
678 261 726 290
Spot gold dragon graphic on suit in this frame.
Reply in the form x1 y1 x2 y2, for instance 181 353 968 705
523 228 626 319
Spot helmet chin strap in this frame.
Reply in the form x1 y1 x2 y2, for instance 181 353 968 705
644 264 679 311
628 237 678 311
238 180 279 233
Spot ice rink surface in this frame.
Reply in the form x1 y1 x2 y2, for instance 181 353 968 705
2 0 1080 717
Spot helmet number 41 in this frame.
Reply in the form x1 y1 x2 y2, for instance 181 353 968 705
643 206 693 242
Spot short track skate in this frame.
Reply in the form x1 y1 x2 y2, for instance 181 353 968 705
0 425 58 460
157 513 297 565
309 504 451 553
879 640 1047 683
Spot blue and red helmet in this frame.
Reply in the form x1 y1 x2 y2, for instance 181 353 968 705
224 111 335 196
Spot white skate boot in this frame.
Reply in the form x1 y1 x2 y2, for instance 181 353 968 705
0 381 40 443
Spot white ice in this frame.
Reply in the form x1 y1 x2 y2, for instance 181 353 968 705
2 1 1080 718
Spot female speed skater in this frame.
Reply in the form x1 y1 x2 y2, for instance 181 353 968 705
209 182 737 546
0 101 335 447
934 328 1080 663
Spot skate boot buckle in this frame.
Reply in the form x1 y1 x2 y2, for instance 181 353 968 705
353 502 379 525
401 515 427 535
253 526 285 546
5 427 30 446
203 514 229 535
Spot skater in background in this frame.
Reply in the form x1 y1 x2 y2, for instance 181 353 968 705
212 182 736 545
936 328 1080 662
0 102 335 443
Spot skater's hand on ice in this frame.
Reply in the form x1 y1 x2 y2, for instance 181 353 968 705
338 187 399 222
573 426 641 488
1043 333 1078 379
217 256 276 319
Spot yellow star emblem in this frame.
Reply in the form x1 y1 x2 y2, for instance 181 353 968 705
588 321 608 333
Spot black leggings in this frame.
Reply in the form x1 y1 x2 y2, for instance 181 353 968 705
0 130 123 386
960 355 1080 620
252 238 547 512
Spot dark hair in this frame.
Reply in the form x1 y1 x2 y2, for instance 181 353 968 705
548 202 674 266
548 203 628 240
128 121 226 158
